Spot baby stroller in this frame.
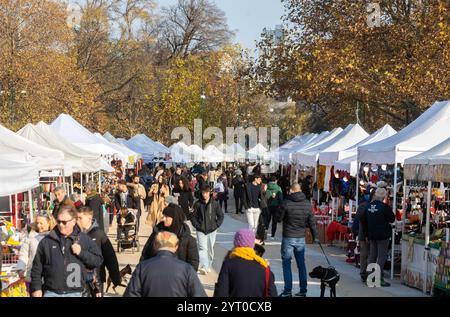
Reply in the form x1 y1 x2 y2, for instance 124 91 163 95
117 209 140 254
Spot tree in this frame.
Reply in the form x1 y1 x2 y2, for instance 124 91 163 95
155 0 234 61
0 0 102 131
255 0 450 134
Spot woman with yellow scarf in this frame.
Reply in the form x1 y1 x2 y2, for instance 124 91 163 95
214 229 277 297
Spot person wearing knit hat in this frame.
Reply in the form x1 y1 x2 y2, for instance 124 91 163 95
214 229 277 297
361 182 395 287
233 229 256 249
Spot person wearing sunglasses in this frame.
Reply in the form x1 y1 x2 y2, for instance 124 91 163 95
30 205 103 297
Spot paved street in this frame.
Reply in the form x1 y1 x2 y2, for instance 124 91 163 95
105 194 427 297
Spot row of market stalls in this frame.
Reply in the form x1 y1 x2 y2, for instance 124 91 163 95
168 141 275 163
277 99 450 295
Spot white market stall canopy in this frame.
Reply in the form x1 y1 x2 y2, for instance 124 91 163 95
17 122 105 173
318 124 371 166
358 100 450 164
276 131 330 164
292 127 344 166
187 144 205 162
203 145 225 163
0 123 65 172
0 159 40 196
169 142 191 163
126 134 169 163
334 124 397 175
50 114 128 162
227 143 246 162
404 137 450 182
93 133 141 165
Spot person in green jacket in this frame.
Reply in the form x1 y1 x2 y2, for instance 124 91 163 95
265 176 283 238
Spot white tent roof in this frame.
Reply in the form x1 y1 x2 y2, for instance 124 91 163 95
17 122 106 173
169 142 191 163
103 132 116 142
203 145 225 163
0 159 40 196
187 144 205 162
295 125 367 167
279 132 328 164
404 137 450 182
93 133 141 164
127 134 169 159
279 133 313 150
333 124 397 175
315 124 370 166
292 127 344 166
50 114 125 161
358 100 450 164
248 143 268 155
404 137 450 166
0 123 65 172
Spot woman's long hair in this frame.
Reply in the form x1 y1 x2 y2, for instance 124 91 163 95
176 176 191 193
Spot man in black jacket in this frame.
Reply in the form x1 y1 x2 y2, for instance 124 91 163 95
278 183 318 298
361 187 395 287
231 170 245 214
77 207 121 296
242 174 263 233
85 182 105 232
352 186 375 283
124 231 206 297
30 205 103 297
114 180 140 234
192 185 224 275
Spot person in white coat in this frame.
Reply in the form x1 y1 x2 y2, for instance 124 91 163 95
17 212 55 284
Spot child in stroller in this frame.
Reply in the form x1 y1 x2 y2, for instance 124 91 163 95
117 207 136 240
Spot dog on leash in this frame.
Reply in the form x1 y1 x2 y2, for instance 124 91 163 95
105 264 132 294
309 266 340 297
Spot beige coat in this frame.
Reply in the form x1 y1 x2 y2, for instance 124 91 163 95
127 182 147 213
146 184 169 227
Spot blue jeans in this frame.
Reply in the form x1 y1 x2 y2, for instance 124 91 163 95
197 230 217 271
281 237 307 294
44 291 83 297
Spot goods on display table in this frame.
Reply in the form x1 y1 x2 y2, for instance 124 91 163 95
434 242 450 295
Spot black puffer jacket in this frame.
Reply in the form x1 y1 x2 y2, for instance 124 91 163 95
191 198 224 235
278 192 317 239
140 222 199 271
214 256 277 297
85 194 105 232
86 221 121 286
124 251 207 297
30 225 103 294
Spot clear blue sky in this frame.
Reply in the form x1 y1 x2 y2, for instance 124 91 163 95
156 0 285 52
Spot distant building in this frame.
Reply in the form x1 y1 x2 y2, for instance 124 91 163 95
265 25 284 45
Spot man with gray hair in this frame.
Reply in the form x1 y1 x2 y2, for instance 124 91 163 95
52 185 74 219
361 186 395 287
124 231 206 297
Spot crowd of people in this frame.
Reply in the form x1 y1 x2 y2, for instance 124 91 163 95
10 159 398 298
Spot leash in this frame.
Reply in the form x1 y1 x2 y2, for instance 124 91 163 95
318 241 331 266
